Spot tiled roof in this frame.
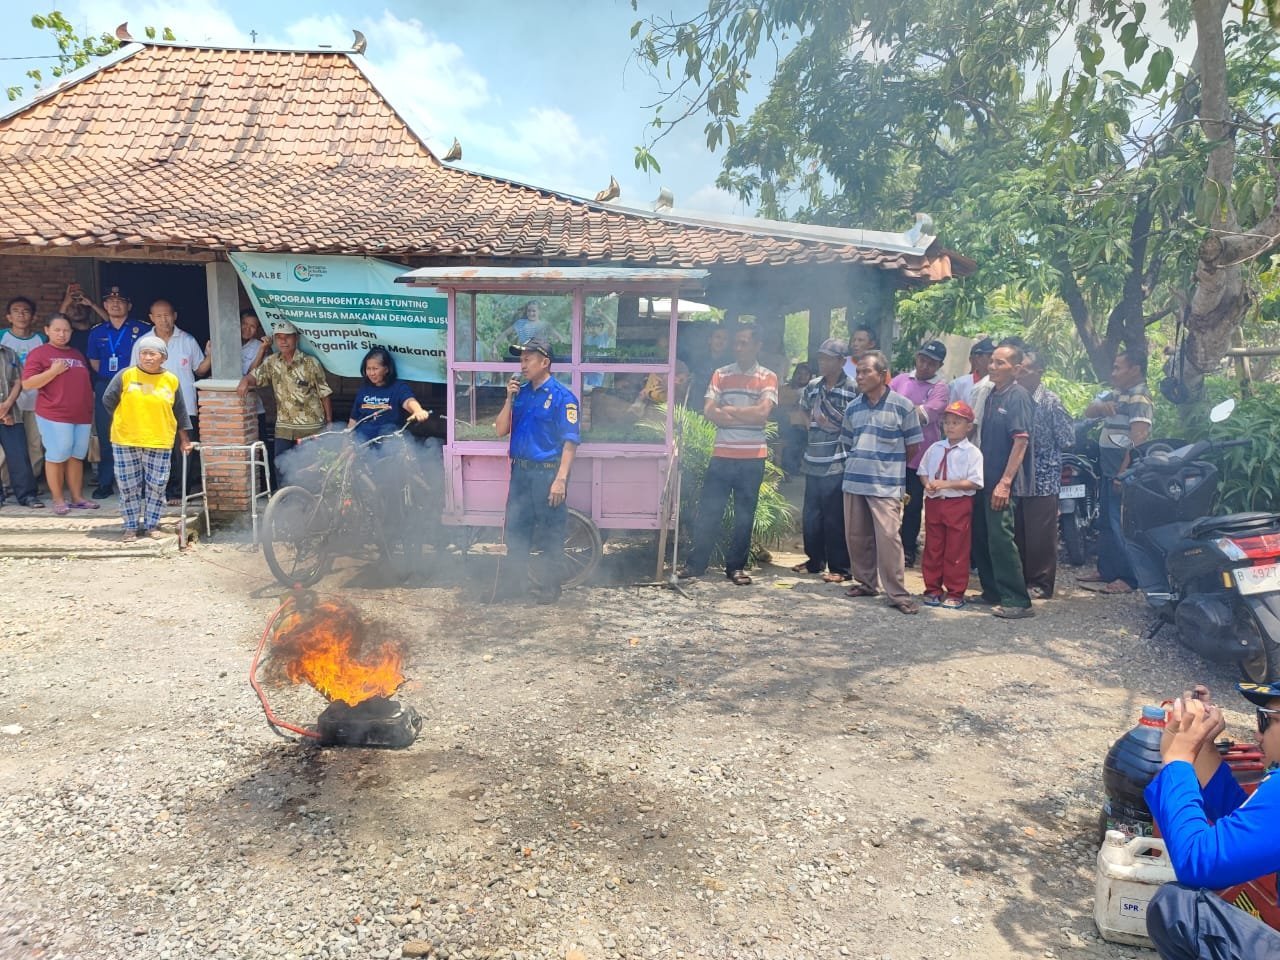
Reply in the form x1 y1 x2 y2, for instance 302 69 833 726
0 45 431 167
0 43 969 282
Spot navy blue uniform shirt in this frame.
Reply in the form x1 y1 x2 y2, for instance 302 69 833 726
510 376 580 462
86 318 151 381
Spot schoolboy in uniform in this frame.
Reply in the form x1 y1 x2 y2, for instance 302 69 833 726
495 335 581 603
918 400 983 608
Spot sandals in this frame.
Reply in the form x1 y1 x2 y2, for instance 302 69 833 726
122 530 138 543
728 570 753 586
821 572 852 583
891 599 920 615
845 584 878 598
52 502 70 516
144 528 166 540
941 597 966 610
789 562 816 573
922 594 943 607
69 500 100 510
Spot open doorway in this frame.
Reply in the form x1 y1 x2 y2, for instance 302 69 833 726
99 262 209 344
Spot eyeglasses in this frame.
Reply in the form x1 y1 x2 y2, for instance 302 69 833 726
1257 706 1280 734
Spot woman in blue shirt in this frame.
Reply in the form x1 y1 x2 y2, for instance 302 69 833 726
347 347 430 440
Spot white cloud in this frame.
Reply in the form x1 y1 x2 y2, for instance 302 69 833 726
684 183 744 216
69 0 248 45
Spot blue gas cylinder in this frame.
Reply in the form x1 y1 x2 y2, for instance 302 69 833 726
1100 705 1167 840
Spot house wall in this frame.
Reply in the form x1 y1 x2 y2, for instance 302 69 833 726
0 255 85 316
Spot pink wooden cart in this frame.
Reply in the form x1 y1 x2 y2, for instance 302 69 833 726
396 266 709 585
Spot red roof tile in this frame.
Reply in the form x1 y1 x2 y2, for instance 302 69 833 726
0 43 969 282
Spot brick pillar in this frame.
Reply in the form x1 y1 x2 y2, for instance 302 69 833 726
197 381 258 514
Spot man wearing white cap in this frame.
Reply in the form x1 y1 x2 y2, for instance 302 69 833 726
236 320 332 456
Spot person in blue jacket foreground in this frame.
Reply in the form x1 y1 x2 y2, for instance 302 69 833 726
1144 681 1280 959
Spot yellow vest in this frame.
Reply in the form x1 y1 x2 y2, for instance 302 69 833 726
110 367 180 449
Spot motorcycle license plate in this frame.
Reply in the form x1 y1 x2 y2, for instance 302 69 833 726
1235 563 1280 596
1059 484 1086 500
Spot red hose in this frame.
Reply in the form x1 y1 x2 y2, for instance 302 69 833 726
249 590 321 740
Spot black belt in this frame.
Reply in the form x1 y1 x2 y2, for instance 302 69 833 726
512 458 560 470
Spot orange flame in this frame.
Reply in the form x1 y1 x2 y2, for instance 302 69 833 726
268 594 404 706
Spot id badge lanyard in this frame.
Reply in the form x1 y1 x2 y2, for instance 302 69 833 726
106 325 128 373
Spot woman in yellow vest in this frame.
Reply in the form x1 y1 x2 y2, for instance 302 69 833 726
103 335 193 543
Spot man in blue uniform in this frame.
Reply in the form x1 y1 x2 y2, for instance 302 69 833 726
84 286 151 498
495 336 580 603
1144 681 1280 958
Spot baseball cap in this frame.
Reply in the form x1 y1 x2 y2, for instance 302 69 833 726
1238 681 1280 707
969 337 996 356
942 400 975 422
104 286 129 301
509 336 554 362
817 337 848 358
272 320 299 335
917 340 947 363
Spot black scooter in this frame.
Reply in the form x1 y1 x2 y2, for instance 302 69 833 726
1059 419 1103 566
1119 400 1280 683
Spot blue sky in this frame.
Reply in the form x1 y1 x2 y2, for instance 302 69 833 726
0 0 769 215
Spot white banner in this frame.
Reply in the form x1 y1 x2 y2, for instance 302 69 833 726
229 253 448 382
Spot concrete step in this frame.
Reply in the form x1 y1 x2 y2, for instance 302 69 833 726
0 498 188 558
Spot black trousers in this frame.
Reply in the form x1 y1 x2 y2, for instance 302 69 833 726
685 456 765 575
801 471 849 575
900 470 925 563
92 379 115 490
1014 494 1059 596
1147 883 1280 960
505 461 567 594
0 419 37 502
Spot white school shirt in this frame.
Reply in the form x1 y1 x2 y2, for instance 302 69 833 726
917 438 984 499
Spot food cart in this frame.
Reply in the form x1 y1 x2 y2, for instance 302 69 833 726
395 266 709 585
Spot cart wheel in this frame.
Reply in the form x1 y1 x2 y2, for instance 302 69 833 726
530 508 603 589
262 485 333 587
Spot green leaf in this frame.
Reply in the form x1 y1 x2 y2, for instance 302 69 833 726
1145 47 1174 90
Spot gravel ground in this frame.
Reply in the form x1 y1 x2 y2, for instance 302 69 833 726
0 540 1252 960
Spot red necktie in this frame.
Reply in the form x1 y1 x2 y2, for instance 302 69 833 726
936 444 955 481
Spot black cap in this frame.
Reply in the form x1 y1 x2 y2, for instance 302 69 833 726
509 336 554 362
970 337 996 356
917 340 947 363
1238 681 1280 707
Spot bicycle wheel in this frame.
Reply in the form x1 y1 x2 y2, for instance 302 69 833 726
377 475 442 579
530 508 603 589
262 485 334 587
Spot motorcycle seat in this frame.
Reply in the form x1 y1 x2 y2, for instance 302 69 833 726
1143 521 1195 558
1189 512 1280 540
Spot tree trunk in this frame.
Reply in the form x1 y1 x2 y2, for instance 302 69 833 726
1171 0 1278 400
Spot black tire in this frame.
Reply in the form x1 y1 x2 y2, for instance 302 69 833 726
1236 605 1280 684
1061 511 1087 566
262 485 333 587
530 507 603 589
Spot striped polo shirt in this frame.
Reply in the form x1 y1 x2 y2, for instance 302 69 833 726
799 373 859 477
838 386 924 498
706 361 779 459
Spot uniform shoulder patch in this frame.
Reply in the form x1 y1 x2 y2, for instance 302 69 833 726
565 403 578 425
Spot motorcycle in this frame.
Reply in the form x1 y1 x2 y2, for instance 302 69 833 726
1059 418 1103 566
1119 399 1280 683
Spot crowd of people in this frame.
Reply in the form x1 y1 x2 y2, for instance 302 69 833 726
0 285 221 535
676 325 1154 620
